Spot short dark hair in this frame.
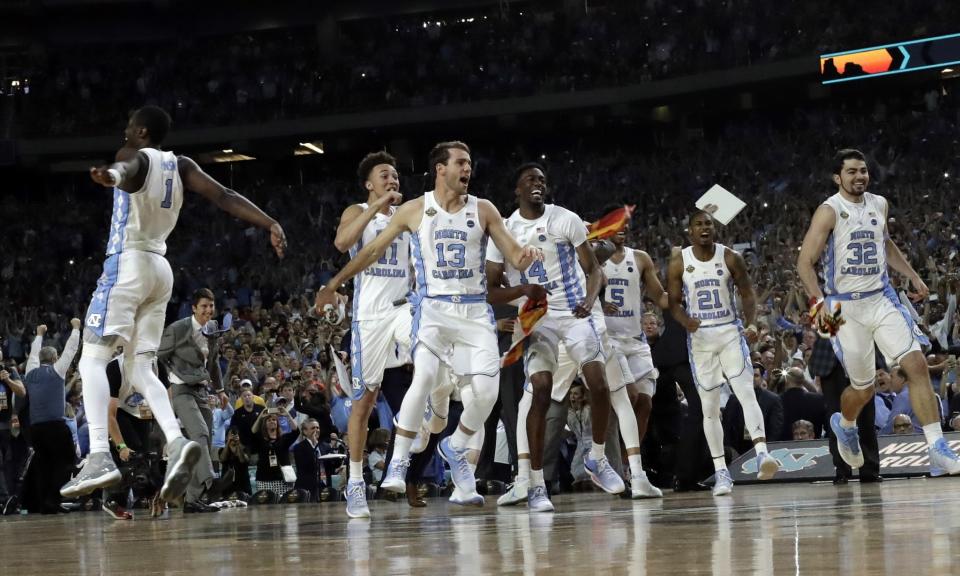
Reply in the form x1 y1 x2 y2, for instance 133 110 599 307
192 288 215 306
832 148 866 175
357 151 398 187
689 208 713 223
512 162 546 188
132 105 172 145
428 141 470 177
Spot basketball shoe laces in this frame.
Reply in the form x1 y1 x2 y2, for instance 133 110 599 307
346 481 365 501
451 446 472 479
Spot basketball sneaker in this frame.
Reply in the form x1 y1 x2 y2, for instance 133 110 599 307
584 455 625 494
381 456 411 493
60 452 122 498
712 469 733 496
497 477 529 506
160 437 202 502
756 451 781 480
928 438 960 477
449 487 485 506
527 485 555 513
345 479 370 518
830 412 864 468
439 437 477 495
630 472 663 499
102 498 133 520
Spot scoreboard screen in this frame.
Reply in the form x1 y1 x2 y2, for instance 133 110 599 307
821 32 960 84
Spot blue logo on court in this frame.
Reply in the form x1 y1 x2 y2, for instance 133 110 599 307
740 446 830 474
467 220 475 228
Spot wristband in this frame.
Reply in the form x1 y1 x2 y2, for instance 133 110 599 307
106 168 123 186
116 443 127 451
745 324 758 333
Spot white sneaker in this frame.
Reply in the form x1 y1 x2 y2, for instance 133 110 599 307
630 472 663 499
713 469 733 497
449 487 485 506
497 478 529 506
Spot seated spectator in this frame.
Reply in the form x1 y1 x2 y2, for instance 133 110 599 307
891 414 915 435
293 418 323 502
881 366 942 435
366 428 389 484
792 420 816 441
874 368 901 431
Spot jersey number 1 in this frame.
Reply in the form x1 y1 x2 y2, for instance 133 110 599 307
161 178 173 209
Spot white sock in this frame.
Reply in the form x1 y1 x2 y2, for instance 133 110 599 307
517 458 531 485
839 416 856 429
78 354 112 454
590 442 605 461
394 434 414 462
349 460 363 481
450 427 471 451
754 441 768 455
530 468 545 488
628 454 643 478
923 422 944 445
713 456 727 472
133 358 182 442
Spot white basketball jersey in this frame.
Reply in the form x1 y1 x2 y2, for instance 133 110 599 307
106 148 182 257
821 192 888 296
411 191 488 297
604 249 644 337
350 203 412 321
487 204 588 316
681 244 739 327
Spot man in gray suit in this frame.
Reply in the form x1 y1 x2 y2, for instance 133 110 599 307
159 288 226 512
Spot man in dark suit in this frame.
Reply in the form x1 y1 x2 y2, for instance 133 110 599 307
809 336 880 483
158 288 225 511
723 365 784 457
293 418 323 501
780 367 826 440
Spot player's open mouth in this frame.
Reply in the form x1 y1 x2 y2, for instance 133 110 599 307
460 176 470 185
386 184 399 192
531 189 543 200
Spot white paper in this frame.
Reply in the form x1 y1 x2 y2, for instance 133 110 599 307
695 184 746 225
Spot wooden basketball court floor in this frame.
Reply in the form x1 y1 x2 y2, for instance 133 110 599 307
4 479 960 575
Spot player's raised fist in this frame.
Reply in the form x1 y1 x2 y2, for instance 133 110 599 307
36 324 47 337
70 318 82 330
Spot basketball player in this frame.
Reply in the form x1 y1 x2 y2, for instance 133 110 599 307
315 141 541 503
60 106 287 503
667 209 779 496
601 211 669 496
333 151 412 519
797 148 960 475
486 164 627 512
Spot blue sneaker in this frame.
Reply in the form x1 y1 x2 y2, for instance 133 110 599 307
345 479 370 519
439 437 477 494
830 412 864 468
527 485 555 513
929 438 960 477
584 455 625 494
712 469 733 496
381 457 410 494
756 451 781 481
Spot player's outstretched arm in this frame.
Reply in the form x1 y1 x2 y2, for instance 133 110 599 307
480 200 542 270
726 249 758 343
637 250 668 309
178 156 287 259
574 242 604 318
485 260 547 306
883 200 929 300
315 199 418 311
89 147 148 193
333 192 403 253
667 248 699 332
797 204 836 302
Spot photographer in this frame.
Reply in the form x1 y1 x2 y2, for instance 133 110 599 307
219 427 252 496
158 288 224 513
251 406 299 495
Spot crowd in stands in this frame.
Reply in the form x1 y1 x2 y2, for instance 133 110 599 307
13 1 960 137
3 74 960 511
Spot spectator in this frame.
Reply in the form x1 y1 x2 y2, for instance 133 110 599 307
792 420 816 441
293 418 323 502
779 367 825 440
230 389 264 451
0 350 26 505
891 414 915 435
251 407 300 494
366 428 389 484
881 366 942 435
22 322 81 514
219 427 252 496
